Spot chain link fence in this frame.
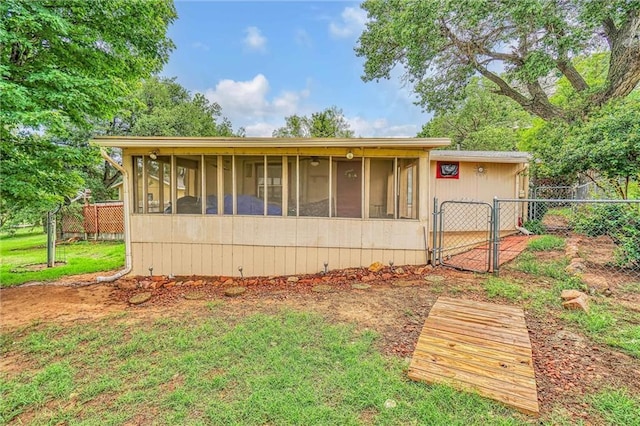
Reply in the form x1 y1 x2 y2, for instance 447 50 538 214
59 201 124 241
495 198 640 284
432 194 640 286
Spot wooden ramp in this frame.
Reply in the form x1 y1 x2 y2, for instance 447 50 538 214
408 297 539 415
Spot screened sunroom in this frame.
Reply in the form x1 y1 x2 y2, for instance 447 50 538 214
95 137 450 277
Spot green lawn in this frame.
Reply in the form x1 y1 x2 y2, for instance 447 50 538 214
0 229 124 287
0 309 529 425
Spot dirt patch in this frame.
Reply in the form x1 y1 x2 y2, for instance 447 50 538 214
0 283 125 329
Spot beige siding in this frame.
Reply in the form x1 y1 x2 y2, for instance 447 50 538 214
431 161 523 232
130 239 427 277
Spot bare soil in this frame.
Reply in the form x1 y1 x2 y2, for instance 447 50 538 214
1 244 639 424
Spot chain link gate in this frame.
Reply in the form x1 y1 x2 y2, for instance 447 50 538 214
432 199 494 273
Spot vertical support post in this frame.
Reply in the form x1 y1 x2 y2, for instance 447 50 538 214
431 197 438 266
492 197 500 275
94 204 99 241
47 210 56 267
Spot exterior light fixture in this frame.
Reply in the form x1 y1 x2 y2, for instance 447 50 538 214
476 164 486 174
310 156 320 167
346 150 354 160
149 150 158 160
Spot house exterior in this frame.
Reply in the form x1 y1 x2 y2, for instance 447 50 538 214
94 137 529 277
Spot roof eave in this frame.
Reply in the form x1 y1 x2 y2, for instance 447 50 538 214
91 136 451 149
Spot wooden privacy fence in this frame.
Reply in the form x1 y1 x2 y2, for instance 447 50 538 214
59 202 124 240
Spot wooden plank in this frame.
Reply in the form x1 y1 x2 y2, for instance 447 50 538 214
409 365 539 415
426 327 533 359
412 347 534 384
423 316 531 347
409 354 536 396
428 307 526 329
416 335 534 374
408 297 538 415
432 299 525 321
437 297 524 316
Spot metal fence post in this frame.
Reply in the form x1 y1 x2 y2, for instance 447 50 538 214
492 197 500 276
432 197 438 266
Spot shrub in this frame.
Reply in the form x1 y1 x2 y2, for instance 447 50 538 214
571 204 640 268
522 219 545 235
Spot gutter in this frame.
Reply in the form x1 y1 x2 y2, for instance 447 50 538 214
97 148 132 282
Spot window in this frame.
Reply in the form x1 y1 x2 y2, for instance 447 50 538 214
257 156 283 216
204 156 219 214
131 153 423 220
369 159 394 218
133 156 172 214
175 155 201 214
437 161 459 179
298 156 330 217
235 156 266 215
398 159 418 219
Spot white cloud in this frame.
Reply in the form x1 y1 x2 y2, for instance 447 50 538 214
191 41 210 51
243 26 267 52
244 122 277 137
347 116 419 138
202 74 311 136
329 7 367 39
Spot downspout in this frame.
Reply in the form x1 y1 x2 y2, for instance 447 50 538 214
97 148 132 282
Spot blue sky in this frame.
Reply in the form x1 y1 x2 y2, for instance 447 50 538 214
161 1 433 137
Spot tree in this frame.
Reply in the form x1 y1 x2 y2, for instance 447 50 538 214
109 77 241 138
0 0 176 226
356 1 640 122
571 95 640 199
1 0 176 132
273 106 354 138
518 54 639 195
418 77 532 150
90 77 243 196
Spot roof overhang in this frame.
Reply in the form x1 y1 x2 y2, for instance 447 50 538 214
92 136 451 150
430 150 531 164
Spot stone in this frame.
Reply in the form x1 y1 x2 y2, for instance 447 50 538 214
384 399 397 409
184 291 205 300
565 258 586 274
165 281 176 288
224 286 246 297
361 274 376 282
223 278 234 286
414 266 431 275
565 245 579 258
561 289 586 301
394 267 406 275
287 276 299 283
312 285 333 293
381 273 392 280
352 283 371 290
562 293 590 313
368 261 384 273
425 275 445 282
193 280 204 287
151 275 164 282
129 292 152 305
183 280 194 287
139 280 152 289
